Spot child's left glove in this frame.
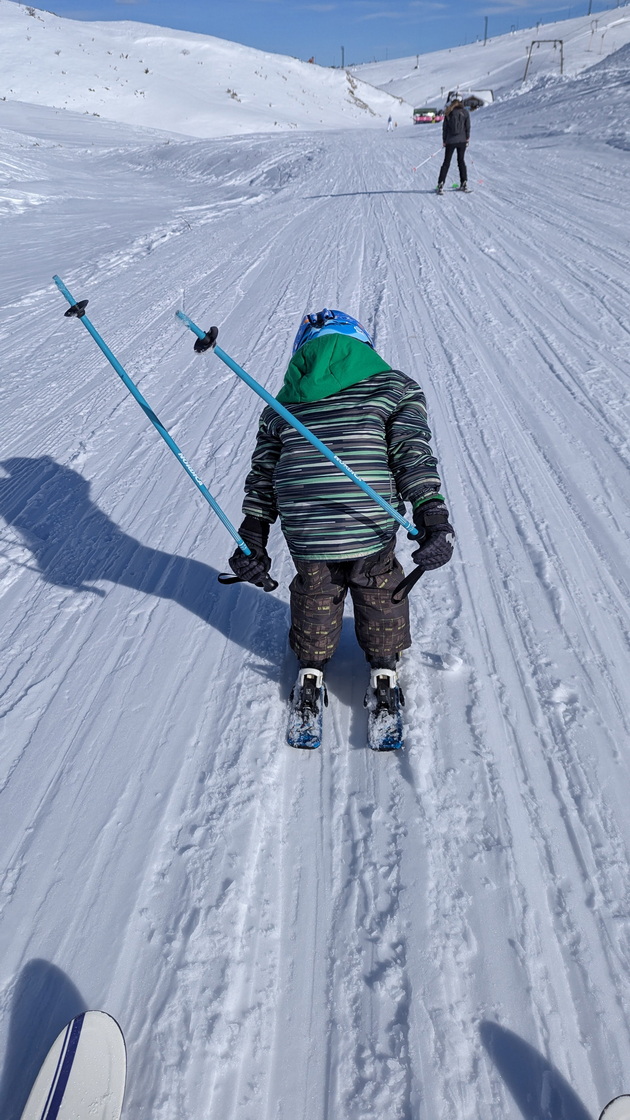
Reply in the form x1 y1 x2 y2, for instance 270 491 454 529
410 500 455 570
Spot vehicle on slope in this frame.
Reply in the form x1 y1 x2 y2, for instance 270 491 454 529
413 106 444 123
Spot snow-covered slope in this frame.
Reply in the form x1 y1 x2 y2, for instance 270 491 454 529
485 40 630 151
0 0 401 138
351 8 630 110
2 31 630 1120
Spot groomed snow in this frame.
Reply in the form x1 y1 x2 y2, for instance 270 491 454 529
1 11 630 1120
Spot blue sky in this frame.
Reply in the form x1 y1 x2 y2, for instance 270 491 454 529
39 0 621 66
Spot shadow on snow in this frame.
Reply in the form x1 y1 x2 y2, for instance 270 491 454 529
0 960 88 1120
480 1021 595 1120
0 455 289 662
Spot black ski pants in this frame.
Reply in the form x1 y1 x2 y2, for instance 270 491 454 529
438 143 468 186
288 542 411 665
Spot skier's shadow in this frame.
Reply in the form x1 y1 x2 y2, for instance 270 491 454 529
480 1021 595 1120
0 456 288 661
305 189 437 198
0 960 88 1120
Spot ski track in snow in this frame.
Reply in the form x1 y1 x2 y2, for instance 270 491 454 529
1 106 630 1120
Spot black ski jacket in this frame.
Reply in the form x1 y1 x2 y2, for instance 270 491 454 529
442 105 470 145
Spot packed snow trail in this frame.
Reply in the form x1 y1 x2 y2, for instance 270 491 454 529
1 89 630 1120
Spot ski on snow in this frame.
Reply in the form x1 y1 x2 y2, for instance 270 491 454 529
287 668 327 750
436 185 473 195
287 668 404 751
600 1097 630 1120
19 1011 126 1120
17 1007 629 1120
365 668 405 751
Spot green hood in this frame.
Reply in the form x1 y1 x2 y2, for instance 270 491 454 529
276 334 391 405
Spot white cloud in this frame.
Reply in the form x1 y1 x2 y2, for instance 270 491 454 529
475 0 570 11
359 10 412 18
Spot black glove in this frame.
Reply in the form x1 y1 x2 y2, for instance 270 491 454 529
410 499 454 570
229 515 273 587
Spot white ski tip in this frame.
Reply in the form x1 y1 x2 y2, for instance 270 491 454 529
599 1096 630 1120
19 1010 126 1120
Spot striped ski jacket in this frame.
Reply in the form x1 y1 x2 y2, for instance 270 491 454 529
241 335 444 561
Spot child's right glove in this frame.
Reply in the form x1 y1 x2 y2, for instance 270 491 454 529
229 515 273 587
411 499 455 570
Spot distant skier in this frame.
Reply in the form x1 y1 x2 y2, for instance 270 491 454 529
387 115 394 131
228 309 454 746
436 97 470 193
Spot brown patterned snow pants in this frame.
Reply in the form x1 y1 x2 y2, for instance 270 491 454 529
288 542 411 665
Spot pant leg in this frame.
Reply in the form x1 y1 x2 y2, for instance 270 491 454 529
456 143 468 184
347 544 411 663
438 144 455 184
289 559 348 664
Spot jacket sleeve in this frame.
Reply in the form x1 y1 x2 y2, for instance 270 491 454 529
465 109 471 140
386 382 443 507
241 409 281 524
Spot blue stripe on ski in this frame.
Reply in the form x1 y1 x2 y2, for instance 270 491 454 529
41 1014 84 1120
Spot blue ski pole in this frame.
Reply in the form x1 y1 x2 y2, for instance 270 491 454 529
53 277 277 591
176 314 419 539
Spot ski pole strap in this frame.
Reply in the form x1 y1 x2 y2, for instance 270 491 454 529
176 314 419 538
53 276 252 558
391 563 424 603
217 571 279 592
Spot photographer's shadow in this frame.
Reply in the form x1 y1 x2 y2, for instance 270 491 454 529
0 960 87 1120
0 456 288 660
480 1021 594 1120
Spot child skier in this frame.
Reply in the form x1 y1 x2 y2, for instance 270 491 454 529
228 309 454 748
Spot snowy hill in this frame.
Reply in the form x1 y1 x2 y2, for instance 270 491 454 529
483 41 630 151
3 1 628 139
351 8 630 111
0 0 401 137
2 13 630 1120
